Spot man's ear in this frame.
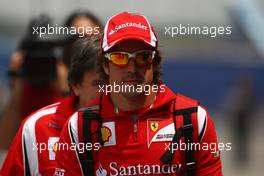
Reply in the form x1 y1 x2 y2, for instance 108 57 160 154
103 63 110 75
70 83 80 96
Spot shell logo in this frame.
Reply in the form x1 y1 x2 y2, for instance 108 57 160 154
101 126 112 142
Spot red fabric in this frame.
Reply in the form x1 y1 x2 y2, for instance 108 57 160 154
0 95 76 176
55 85 222 176
20 82 62 118
0 126 24 176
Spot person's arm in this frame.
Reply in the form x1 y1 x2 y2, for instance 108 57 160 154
195 106 223 176
0 51 24 150
0 123 25 176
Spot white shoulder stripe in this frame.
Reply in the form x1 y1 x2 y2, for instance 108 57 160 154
197 106 207 140
68 112 83 176
22 107 58 176
68 112 79 144
40 102 61 110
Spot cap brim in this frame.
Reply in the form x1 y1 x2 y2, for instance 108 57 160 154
103 35 156 52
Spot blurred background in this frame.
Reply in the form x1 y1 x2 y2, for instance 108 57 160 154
0 0 263 175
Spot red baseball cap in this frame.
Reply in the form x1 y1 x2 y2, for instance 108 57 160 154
102 12 158 52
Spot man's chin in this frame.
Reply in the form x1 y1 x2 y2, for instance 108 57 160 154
122 81 143 86
121 91 145 98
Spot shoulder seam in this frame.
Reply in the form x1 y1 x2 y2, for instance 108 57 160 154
22 106 58 175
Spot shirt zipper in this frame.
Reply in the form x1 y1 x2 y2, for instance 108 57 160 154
132 115 138 142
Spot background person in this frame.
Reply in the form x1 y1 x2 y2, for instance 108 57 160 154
0 35 101 176
58 10 103 95
0 15 62 151
0 10 103 151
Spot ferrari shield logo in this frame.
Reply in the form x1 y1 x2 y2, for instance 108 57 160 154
147 119 175 148
150 122 159 132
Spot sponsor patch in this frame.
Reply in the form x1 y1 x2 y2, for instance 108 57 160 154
147 119 175 148
54 168 65 176
96 163 107 176
213 150 220 158
101 122 116 146
48 137 59 160
108 161 182 175
101 126 112 142
48 122 62 130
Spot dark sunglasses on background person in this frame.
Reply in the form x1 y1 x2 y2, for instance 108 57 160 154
104 50 156 67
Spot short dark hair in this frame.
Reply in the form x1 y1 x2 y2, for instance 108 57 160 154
68 35 101 85
97 48 162 85
65 10 102 29
62 10 103 67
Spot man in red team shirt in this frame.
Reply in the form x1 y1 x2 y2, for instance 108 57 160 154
55 12 222 176
0 36 101 175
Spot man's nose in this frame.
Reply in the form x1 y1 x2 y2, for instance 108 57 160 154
126 57 136 72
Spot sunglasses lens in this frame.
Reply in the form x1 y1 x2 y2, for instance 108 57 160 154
135 51 154 66
107 50 155 67
110 53 129 66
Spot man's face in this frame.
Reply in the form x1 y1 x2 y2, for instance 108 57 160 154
72 16 96 29
71 16 99 36
103 40 154 97
72 69 100 107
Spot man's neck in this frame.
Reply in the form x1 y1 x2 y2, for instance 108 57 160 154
110 91 156 112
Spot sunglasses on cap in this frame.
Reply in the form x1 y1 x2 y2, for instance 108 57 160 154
104 50 156 67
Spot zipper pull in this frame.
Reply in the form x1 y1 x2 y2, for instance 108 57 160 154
132 115 138 141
